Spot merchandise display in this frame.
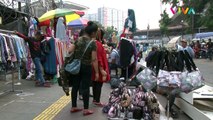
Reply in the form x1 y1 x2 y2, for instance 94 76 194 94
103 83 160 120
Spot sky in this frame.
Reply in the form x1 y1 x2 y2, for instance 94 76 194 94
67 0 172 30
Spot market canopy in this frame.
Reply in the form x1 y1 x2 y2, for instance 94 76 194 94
194 32 213 39
38 8 80 23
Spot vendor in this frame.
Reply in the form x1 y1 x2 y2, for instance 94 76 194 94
145 45 158 67
15 31 50 87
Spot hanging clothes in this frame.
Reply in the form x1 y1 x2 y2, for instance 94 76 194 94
0 33 27 63
0 35 6 63
56 17 67 41
43 37 57 75
119 38 135 68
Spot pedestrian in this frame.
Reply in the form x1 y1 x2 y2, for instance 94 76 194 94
15 31 50 87
179 39 195 58
145 45 158 67
165 39 194 118
206 38 213 60
77 28 94 101
92 28 110 107
108 44 120 76
68 21 99 116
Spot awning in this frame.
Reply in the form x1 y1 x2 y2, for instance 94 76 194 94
194 32 213 39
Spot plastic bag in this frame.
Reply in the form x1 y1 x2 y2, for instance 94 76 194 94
185 70 205 91
169 71 181 88
136 68 157 91
157 70 170 87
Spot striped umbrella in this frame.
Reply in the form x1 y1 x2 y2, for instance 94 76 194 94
38 8 80 23
67 18 88 27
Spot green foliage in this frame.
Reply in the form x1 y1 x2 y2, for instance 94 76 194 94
104 26 117 40
159 10 171 35
162 0 213 31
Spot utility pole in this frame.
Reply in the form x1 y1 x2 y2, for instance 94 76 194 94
52 0 57 9
191 14 194 39
25 0 30 16
60 0 63 8
18 1 21 11
147 24 149 42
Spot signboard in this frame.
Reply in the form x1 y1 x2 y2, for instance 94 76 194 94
15 0 26 3
0 17 2 24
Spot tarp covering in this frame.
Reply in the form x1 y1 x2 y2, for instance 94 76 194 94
166 36 181 49
194 32 213 39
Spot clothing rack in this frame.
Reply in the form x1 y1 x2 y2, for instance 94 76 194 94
0 29 23 95
0 29 15 34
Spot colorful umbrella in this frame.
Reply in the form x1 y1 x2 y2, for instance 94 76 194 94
67 18 88 27
39 8 80 23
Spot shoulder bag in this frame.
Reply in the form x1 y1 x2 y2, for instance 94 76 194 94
65 40 93 75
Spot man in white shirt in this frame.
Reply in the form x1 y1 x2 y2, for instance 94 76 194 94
178 39 195 58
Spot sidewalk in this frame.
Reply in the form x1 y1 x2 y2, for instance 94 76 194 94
0 77 192 120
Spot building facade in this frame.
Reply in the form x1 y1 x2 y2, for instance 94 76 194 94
98 7 127 31
22 0 89 17
83 13 98 22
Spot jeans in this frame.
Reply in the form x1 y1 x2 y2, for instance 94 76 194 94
71 64 92 109
33 57 45 84
92 81 103 103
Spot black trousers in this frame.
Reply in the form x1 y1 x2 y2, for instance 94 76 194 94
166 89 180 111
71 64 92 109
120 64 134 79
92 81 103 103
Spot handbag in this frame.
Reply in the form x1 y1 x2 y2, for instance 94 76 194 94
65 40 93 74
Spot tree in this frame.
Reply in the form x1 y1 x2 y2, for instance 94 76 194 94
159 10 171 40
162 0 213 31
104 26 117 41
